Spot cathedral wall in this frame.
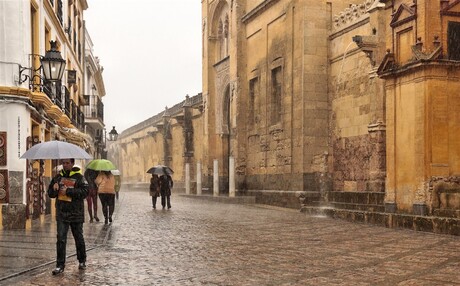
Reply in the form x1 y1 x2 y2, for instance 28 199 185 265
328 0 386 193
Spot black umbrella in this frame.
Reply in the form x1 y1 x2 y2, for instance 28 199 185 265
146 165 174 176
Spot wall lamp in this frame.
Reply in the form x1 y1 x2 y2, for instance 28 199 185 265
107 126 119 141
18 40 66 87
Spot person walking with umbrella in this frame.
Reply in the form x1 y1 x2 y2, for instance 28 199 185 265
86 159 117 225
95 170 116 224
149 174 160 209
84 169 100 223
48 158 89 275
160 171 173 210
146 165 174 210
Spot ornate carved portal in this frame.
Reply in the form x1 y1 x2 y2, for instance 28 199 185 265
214 58 230 135
214 56 231 188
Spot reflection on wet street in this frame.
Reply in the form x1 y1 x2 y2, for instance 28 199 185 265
2 190 459 285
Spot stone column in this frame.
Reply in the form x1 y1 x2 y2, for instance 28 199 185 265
185 163 190 195
229 156 235 197
213 159 219 196
196 161 202 195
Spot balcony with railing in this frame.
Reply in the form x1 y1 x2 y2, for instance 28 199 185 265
70 100 85 130
41 83 85 131
82 95 104 128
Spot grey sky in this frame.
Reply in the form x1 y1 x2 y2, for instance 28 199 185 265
85 0 202 133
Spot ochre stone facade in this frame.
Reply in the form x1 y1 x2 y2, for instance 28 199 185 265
112 0 460 233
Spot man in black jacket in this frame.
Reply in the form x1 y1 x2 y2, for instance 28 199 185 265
48 158 89 275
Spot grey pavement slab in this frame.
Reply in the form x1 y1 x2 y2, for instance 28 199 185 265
1 190 459 285
0 204 110 281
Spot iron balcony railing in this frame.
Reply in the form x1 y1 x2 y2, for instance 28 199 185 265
42 84 85 131
82 95 104 123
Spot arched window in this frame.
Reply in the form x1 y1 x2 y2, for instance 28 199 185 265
218 13 229 60
212 0 229 62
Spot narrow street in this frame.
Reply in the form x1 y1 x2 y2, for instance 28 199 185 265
2 189 460 286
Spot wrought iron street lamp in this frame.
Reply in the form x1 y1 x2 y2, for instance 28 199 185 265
107 126 119 141
41 41 66 81
18 40 66 86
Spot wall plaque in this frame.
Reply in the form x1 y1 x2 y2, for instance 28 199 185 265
0 132 6 166
0 170 9 203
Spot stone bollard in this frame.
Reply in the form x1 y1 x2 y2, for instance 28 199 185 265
196 161 202 195
229 156 235 197
213 159 219 196
185 163 190 195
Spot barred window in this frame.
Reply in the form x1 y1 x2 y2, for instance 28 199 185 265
249 77 259 125
270 66 282 125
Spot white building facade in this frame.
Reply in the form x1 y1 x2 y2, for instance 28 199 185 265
0 0 100 229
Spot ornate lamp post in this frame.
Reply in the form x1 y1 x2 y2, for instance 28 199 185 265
107 126 119 141
41 41 66 82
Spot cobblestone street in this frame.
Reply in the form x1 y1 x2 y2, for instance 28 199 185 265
3 190 460 286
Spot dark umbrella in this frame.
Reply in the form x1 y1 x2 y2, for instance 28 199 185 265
146 165 174 176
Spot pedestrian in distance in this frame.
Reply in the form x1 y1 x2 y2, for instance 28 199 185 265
160 173 173 209
47 158 89 275
84 169 100 223
114 172 121 200
149 174 160 209
95 170 116 225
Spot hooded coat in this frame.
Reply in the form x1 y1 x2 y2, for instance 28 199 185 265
48 166 89 223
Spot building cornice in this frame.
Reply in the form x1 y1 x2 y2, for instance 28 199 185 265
242 0 280 24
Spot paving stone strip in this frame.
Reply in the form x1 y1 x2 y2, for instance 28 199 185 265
1 191 459 286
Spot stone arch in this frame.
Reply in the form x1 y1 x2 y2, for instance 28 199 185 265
209 0 230 62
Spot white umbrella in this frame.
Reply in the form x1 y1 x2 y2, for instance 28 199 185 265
20 140 92 160
111 169 121 176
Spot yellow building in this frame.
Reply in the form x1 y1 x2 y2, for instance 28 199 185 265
0 0 97 229
113 0 460 234
378 0 460 217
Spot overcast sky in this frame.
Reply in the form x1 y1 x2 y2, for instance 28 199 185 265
84 0 202 133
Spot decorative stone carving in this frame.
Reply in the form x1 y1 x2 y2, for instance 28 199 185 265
333 0 375 31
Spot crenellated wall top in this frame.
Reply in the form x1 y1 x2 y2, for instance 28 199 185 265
120 93 203 138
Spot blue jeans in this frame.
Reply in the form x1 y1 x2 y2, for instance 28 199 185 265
56 220 86 267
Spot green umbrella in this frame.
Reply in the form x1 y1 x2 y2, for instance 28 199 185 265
86 159 117 171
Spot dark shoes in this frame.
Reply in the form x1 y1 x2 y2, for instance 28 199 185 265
109 217 112 223
52 266 64 275
104 218 108 225
94 216 100 222
89 218 93 223
168 205 171 209
52 263 85 275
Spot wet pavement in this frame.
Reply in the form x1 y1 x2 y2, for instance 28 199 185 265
1 189 459 285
